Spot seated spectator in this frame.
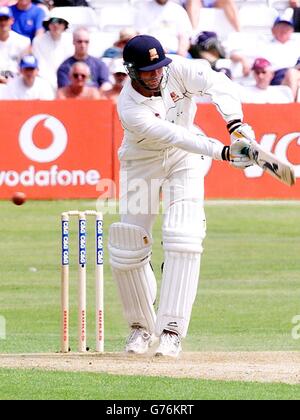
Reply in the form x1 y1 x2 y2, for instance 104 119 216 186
32 13 73 89
2 54 55 99
134 0 193 57
10 0 46 42
237 58 294 104
189 31 226 64
0 6 31 84
57 62 101 99
230 12 300 79
172 0 240 32
100 59 128 104
102 27 138 60
57 27 111 91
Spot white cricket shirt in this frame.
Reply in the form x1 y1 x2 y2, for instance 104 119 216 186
117 56 243 161
2 75 55 100
0 31 30 75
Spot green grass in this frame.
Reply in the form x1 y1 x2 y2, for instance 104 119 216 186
0 199 300 399
1 369 300 400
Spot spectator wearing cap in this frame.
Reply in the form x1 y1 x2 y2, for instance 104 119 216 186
189 31 226 64
10 0 46 41
236 58 294 104
32 13 74 89
57 27 111 91
230 10 300 80
100 59 128 104
57 61 101 99
0 6 30 84
2 54 55 99
134 0 193 57
102 27 138 60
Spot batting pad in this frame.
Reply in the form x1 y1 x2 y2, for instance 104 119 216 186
109 223 157 333
156 200 206 337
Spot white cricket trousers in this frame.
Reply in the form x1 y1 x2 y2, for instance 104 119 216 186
118 147 207 337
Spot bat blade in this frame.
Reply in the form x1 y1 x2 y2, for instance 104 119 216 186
249 142 296 187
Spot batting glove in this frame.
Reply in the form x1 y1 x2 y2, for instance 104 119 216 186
226 120 256 168
227 120 255 143
222 138 254 169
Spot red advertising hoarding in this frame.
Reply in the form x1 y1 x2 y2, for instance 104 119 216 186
0 100 114 199
0 101 299 199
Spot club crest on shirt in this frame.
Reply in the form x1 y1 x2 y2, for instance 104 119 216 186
170 91 180 102
149 48 159 61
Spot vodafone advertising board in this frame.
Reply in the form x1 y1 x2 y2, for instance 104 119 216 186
194 104 300 199
0 101 114 199
0 101 299 199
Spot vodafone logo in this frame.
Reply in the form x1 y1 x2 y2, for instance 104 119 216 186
19 114 68 163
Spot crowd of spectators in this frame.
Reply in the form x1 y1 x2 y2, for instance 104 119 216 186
1 0 300 103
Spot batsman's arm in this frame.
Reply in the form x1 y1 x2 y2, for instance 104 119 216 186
120 105 226 160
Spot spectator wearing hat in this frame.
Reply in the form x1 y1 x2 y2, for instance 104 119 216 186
57 61 101 99
2 54 55 99
237 58 294 104
10 0 46 41
100 59 128 104
57 27 111 91
189 31 226 64
134 0 193 57
230 10 300 80
32 14 73 89
102 27 138 60
0 6 30 84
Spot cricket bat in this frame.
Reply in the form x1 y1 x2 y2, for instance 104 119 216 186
246 142 296 187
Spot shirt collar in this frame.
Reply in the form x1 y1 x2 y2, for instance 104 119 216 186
127 81 149 104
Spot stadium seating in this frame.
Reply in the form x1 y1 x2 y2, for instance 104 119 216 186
97 4 135 32
239 3 279 33
50 6 99 30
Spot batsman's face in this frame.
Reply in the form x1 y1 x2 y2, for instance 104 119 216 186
138 68 164 91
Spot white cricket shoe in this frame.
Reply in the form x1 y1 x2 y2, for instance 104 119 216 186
125 326 153 355
155 330 182 358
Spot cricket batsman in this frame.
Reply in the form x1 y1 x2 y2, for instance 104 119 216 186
108 35 255 357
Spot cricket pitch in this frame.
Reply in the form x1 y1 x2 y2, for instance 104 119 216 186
1 352 300 384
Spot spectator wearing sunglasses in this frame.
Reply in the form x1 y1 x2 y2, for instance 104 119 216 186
32 14 74 89
56 61 101 99
57 27 111 91
236 58 294 103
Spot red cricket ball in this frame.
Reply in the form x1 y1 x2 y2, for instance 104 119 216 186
12 192 27 206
